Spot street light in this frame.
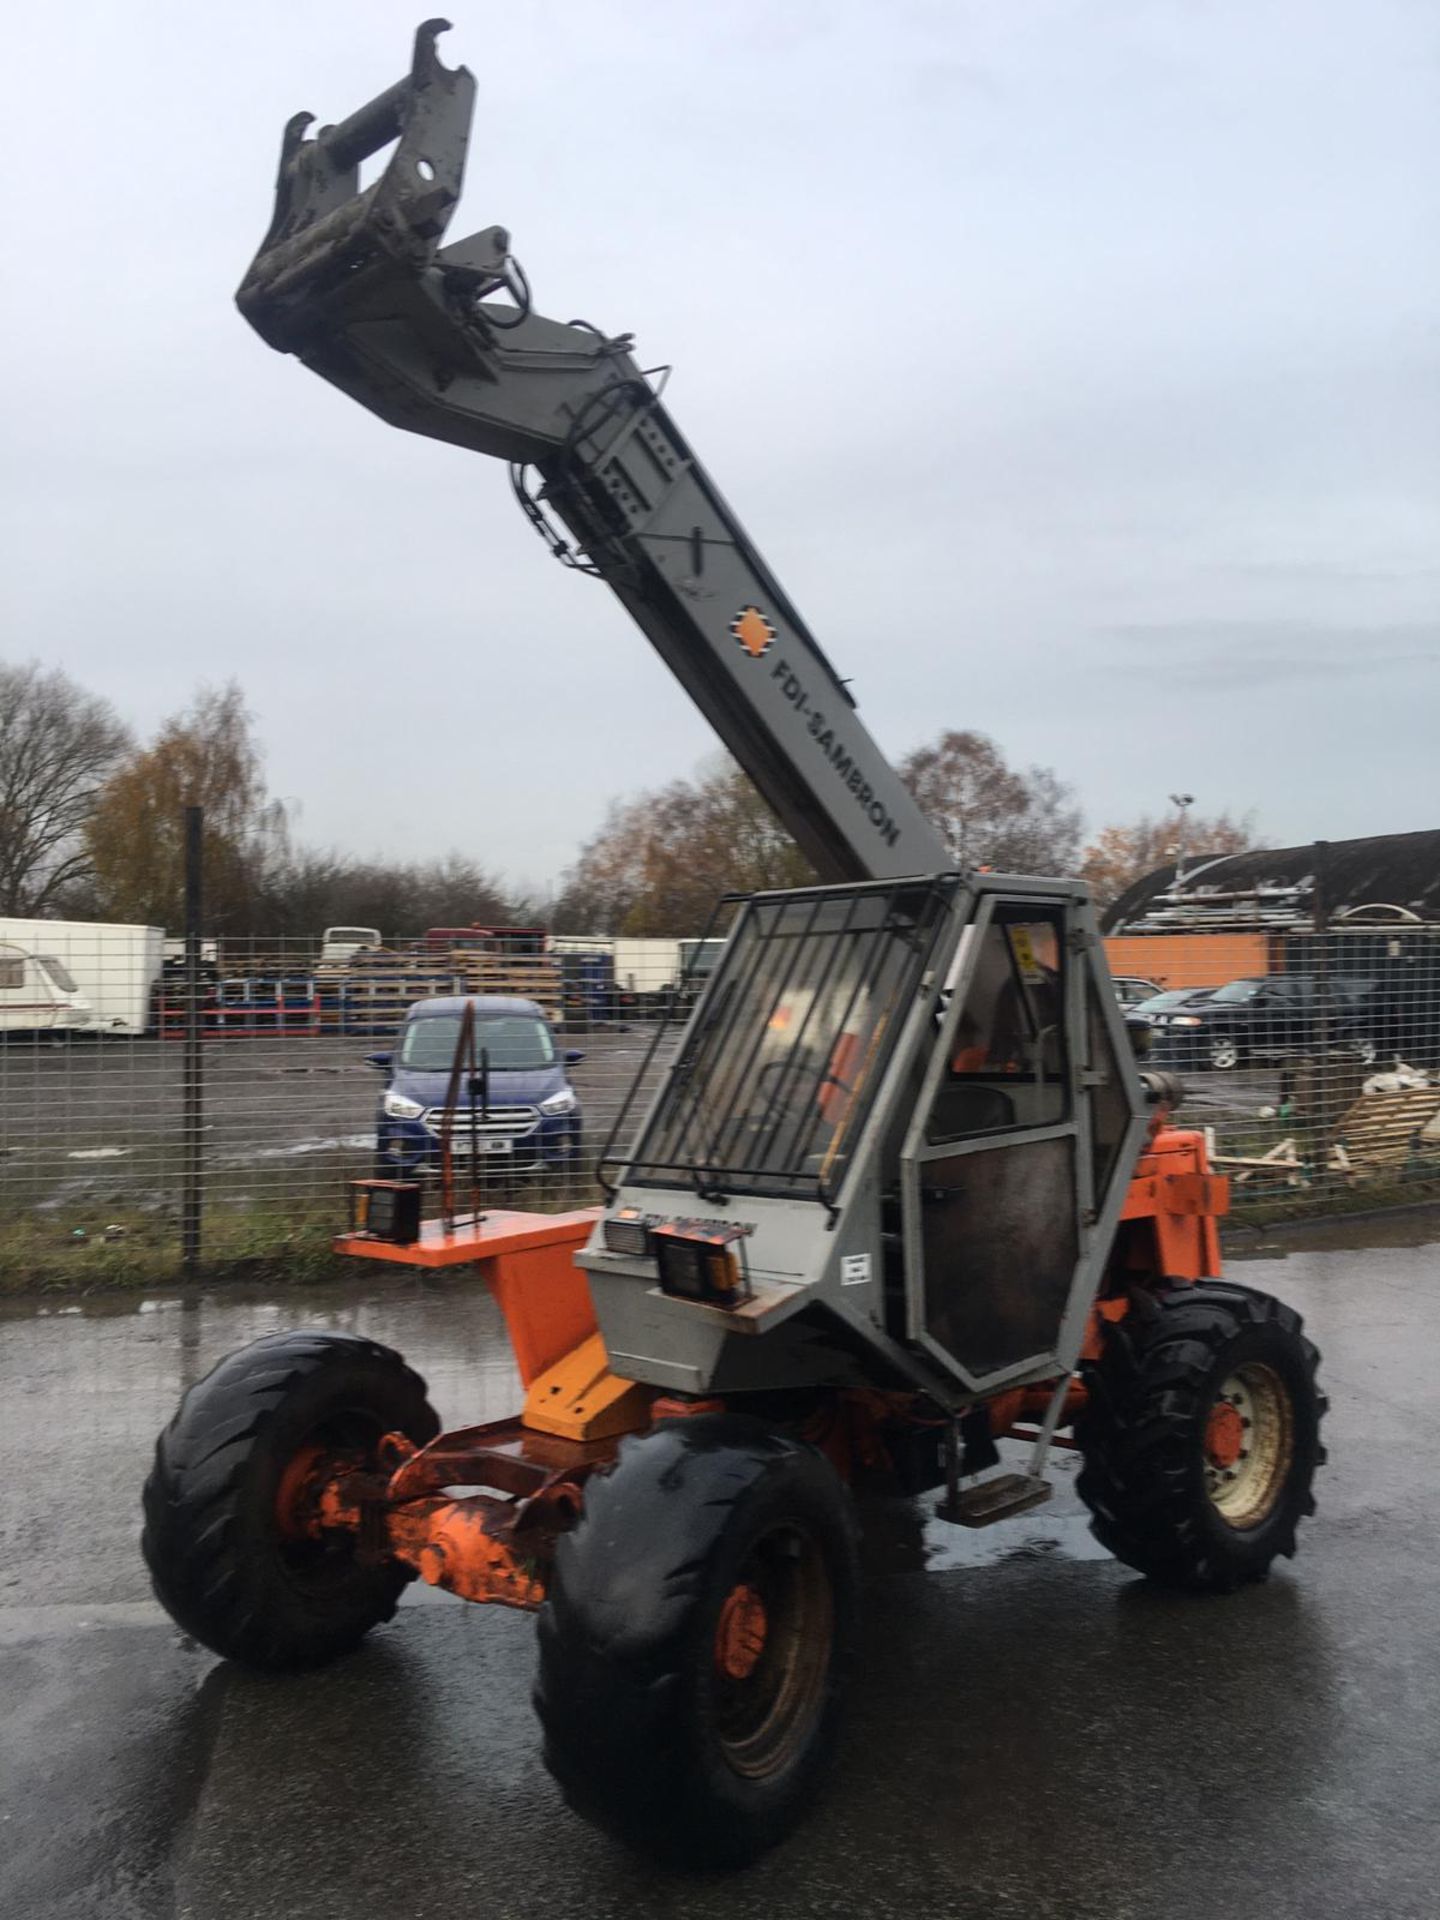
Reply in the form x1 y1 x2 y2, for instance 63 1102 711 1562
1168 793 1195 889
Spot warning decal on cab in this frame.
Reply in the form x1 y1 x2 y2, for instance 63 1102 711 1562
1007 924 1045 985
731 605 777 658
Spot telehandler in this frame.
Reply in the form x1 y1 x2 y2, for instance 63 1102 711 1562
143 22 1326 1867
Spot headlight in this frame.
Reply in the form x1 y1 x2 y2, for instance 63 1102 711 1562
382 1090 425 1119
540 1088 578 1115
1170 1016 1203 1028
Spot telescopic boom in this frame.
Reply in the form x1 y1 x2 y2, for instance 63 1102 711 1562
237 20 948 886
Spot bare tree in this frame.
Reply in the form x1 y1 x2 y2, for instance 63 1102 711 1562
1080 809 1260 911
87 683 288 930
259 848 521 938
552 755 812 935
898 729 1082 875
0 661 131 916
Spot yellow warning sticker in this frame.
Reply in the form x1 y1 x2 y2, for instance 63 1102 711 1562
1007 924 1045 985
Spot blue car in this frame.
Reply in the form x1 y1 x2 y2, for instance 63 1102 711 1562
368 995 583 1178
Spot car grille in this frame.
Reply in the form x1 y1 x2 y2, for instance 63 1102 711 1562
422 1105 540 1142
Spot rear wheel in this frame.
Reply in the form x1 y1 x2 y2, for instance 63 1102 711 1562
142 1331 439 1669
534 1414 859 1867
1076 1282 1325 1591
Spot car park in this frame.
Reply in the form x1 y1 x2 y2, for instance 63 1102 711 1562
369 995 583 1177
1152 973 1382 1071
1127 986 1216 1028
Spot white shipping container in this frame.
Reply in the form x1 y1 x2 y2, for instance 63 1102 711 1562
549 935 615 958
611 938 681 996
0 919 165 1035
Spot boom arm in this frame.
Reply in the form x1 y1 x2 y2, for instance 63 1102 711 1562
238 20 948 885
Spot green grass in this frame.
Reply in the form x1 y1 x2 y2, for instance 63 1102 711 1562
1226 1172 1440 1229
0 1197 358 1295
0 1170 605 1296
5 1140 1437 1293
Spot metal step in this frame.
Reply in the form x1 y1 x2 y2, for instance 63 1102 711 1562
936 1472 1053 1528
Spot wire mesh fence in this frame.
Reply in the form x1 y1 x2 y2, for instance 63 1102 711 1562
3 915 1440 1287
0 925 706 1286
1124 924 1440 1205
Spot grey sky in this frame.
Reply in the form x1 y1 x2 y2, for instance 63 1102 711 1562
3 1 1436 897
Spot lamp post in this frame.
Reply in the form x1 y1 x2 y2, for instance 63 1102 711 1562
1169 792 1195 889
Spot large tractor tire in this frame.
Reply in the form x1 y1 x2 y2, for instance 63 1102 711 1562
1076 1281 1326 1592
142 1330 439 1669
534 1414 859 1867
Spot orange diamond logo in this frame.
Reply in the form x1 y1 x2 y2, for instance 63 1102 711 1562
730 605 777 658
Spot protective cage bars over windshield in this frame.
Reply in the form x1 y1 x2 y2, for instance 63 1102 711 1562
607 877 959 1205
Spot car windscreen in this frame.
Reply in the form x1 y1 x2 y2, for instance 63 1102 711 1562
38 956 78 993
1208 980 1261 1004
1135 990 1192 1013
400 1013 556 1072
1334 975 1379 1003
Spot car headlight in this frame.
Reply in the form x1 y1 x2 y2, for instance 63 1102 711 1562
1170 1016 1203 1028
382 1090 425 1120
539 1088 578 1115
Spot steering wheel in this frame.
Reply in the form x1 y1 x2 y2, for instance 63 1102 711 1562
755 1054 854 1116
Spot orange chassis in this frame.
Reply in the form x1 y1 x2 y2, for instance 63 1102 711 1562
296 1131 1227 1614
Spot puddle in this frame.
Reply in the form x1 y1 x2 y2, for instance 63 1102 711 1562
919 1501 1110 1570
214 1133 373 1164
33 1179 172 1213
1229 1205 1440 1260
859 1449 1109 1574
67 1146 132 1161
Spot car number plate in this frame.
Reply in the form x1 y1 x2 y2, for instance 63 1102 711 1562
477 1137 513 1155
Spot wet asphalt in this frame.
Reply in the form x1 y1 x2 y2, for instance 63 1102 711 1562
3 1213 1438 1920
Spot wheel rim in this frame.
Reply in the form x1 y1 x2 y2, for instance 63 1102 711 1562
711 1521 833 1779
1203 1362 1294 1528
1210 1037 1239 1069
271 1408 386 1585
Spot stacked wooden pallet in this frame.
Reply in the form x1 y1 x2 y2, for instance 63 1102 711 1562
332 944 564 1027
1207 1083 1440 1191
433 947 564 1024
1330 1087 1440 1180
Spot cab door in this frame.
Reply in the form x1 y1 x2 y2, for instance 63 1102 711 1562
900 887 1146 1392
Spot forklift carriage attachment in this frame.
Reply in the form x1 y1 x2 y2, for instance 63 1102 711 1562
236 19 508 354
145 21 1328 1869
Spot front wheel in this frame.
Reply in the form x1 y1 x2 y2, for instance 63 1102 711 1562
534 1415 859 1867
142 1331 439 1669
1076 1282 1326 1591
1206 1033 1242 1070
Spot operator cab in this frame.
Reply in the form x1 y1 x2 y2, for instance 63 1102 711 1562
587 874 1149 1406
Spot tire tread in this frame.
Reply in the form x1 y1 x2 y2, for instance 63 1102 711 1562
1076 1280 1325 1591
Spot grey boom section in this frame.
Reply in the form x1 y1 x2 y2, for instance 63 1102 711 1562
235 21 947 886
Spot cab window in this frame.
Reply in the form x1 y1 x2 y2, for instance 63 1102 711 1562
927 910 1068 1143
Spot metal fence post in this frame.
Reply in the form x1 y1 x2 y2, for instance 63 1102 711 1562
181 805 204 1279
1311 840 1333 1186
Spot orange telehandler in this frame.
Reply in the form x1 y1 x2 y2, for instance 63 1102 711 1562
143 23 1325 1867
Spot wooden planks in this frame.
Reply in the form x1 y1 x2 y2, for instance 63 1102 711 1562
1331 1088 1440 1177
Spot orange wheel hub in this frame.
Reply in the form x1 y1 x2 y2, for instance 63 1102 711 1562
1205 1400 1245 1471
715 1582 769 1682
273 1443 327 1541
